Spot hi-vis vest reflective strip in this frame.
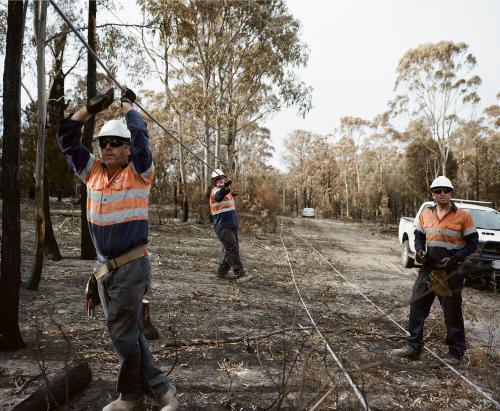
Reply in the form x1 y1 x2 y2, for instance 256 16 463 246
210 188 235 216
85 159 154 227
415 207 477 250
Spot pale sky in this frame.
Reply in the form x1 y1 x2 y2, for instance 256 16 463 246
3 0 498 171
264 0 500 169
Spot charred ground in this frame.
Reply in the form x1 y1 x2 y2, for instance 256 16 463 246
0 201 499 410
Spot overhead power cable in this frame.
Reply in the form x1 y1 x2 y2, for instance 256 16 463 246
48 0 216 173
101 5 229 170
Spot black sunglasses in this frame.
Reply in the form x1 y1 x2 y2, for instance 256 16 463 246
99 138 128 148
431 188 452 194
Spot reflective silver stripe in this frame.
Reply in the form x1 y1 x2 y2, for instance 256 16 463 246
426 228 462 238
131 162 154 182
79 154 96 180
426 240 464 250
464 227 477 236
415 224 424 233
88 188 150 202
210 199 235 209
89 208 148 224
211 206 235 215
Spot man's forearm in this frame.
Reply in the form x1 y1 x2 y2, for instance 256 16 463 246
121 101 133 114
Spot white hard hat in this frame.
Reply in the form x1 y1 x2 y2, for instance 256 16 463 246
430 176 454 190
211 169 226 179
95 119 131 140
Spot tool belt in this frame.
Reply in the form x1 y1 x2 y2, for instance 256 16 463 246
427 270 452 297
94 245 148 280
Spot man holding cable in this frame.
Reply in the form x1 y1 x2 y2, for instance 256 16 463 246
392 176 478 366
56 88 177 410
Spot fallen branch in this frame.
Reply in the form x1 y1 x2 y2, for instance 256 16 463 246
152 325 397 353
12 360 92 411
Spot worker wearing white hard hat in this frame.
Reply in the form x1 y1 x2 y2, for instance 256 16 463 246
56 88 178 410
392 176 478 366
209 168 252 283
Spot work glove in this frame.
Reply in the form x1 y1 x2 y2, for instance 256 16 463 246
85 273 101 319
224 179 232 188
426 270 453 297
231 190 239 197
415 250 426 264
120 88 136 106
86 88 114 115
436 256 459 270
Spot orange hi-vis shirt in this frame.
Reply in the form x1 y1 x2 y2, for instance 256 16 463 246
57 110 154 258
210 186 237 233
414 203 478 263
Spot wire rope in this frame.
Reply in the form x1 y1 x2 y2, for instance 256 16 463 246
291 224 500 409
48 0 216 173
279 217 371 410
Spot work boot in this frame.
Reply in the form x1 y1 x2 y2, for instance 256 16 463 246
154 385 178 411
391 346 421 360
441 353 462 366
142 299 160 340
102 396 143 411
235 271 254 284
217 270 237 280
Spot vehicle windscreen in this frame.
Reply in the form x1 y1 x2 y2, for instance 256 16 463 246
468 209 500 230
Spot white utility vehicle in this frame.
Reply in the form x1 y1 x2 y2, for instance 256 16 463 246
302 208 316 218
398 199 500 288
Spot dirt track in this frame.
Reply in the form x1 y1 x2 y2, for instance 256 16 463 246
1 210 499 410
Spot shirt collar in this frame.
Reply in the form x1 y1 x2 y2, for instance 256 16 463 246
430 201 457 212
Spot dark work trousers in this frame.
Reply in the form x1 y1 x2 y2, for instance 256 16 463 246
96 257 171 401
406 267 466 358
216 228 244 275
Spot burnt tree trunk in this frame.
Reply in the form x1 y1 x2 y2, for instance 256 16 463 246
80 0 97 260
0 0 27 351
26 0 48 291
43 65 67 261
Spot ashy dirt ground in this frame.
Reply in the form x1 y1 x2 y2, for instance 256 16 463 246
0 202 499 410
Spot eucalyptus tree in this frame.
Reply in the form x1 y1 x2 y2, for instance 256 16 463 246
337 116 371 212
140 0 311 186
283 130 321 211
25 0 48 291
391 41 481 176
453 120 490 201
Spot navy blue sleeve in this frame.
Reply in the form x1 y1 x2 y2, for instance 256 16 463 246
454 232 479 261
125 110 153 175
214 187 230 202
56 118 92 179
414 229 426 252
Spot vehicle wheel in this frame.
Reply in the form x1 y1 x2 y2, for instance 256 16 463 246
401 239 414 268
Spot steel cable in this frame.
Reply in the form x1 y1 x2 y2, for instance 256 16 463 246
291 224 500 409
48 0 216 173
279 217 371 410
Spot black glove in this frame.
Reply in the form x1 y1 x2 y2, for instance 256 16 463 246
85 273 100 319
415 250 426 264
224 179 232 187
87 88 114 115
120 88 136 105
436 256 459 270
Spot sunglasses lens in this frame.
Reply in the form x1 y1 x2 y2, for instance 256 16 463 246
99 138 125 148
432 189 450 194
